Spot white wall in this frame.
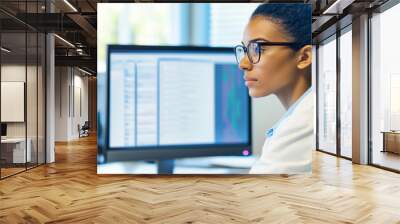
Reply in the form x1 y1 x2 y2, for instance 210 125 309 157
55 67 89 141
55 66 69 141
1 64 46 163
1 65 26 140
1 65 36 138
72 72 89 138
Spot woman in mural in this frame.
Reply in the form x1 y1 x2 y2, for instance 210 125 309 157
235 3 314 174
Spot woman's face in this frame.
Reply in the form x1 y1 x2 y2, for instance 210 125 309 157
240 16 299 98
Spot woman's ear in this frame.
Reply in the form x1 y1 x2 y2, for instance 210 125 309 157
296 45 312 70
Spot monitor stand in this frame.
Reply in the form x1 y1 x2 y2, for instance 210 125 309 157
157 159 175 174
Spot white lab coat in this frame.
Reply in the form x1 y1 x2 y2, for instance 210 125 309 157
249 88 314 174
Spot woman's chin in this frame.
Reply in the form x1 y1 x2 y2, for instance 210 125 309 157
248 88 268 98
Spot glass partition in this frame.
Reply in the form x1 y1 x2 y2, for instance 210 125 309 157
1 30 28 178
317 35 337 154
38 32 45 165
339 27 352 158
27 30 38 169
0 1 46 179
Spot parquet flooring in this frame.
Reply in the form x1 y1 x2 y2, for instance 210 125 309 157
0 167 26 178
1 135 400 223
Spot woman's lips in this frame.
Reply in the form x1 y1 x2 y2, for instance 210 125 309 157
244 76 258 87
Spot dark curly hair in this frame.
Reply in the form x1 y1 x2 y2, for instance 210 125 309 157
251 3 312 51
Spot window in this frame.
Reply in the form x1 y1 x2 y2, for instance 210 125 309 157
390 74 400 130
371 2 400 171
97 3 178 73
339 27 352 158
317 36 337 154
209 3 259 47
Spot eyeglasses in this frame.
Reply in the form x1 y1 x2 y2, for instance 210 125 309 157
234 41 299 64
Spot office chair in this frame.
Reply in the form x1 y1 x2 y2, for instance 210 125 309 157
79 121 90 138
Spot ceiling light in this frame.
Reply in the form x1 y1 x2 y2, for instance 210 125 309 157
63 0 78 12
1 47 11 53
54 34 75 48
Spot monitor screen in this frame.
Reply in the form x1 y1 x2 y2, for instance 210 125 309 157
107 46 250 151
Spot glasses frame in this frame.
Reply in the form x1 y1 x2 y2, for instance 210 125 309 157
234 41 300 64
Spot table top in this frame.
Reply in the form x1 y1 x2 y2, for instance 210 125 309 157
380 131 400 134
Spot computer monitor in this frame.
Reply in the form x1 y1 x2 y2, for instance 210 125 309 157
1 123 7 137
103 45 251 163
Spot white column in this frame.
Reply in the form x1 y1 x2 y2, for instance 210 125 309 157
45 0 55 163
46 32 55 163
352 14 369 164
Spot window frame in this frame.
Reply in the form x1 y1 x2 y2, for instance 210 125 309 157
315 23 353 161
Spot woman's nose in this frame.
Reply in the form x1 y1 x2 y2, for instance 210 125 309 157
239 55 252 71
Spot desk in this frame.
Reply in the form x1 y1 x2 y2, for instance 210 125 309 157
98 156 256 174
1 138 31 164
381 131 400 154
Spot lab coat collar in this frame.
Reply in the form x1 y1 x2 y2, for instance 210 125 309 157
266 87 313 137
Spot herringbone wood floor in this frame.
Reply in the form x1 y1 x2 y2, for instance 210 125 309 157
1 135 400 224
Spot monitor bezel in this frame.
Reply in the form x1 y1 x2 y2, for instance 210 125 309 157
105 44 252 162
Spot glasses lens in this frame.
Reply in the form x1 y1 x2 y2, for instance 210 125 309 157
235 46 245 64
248 42 260 64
